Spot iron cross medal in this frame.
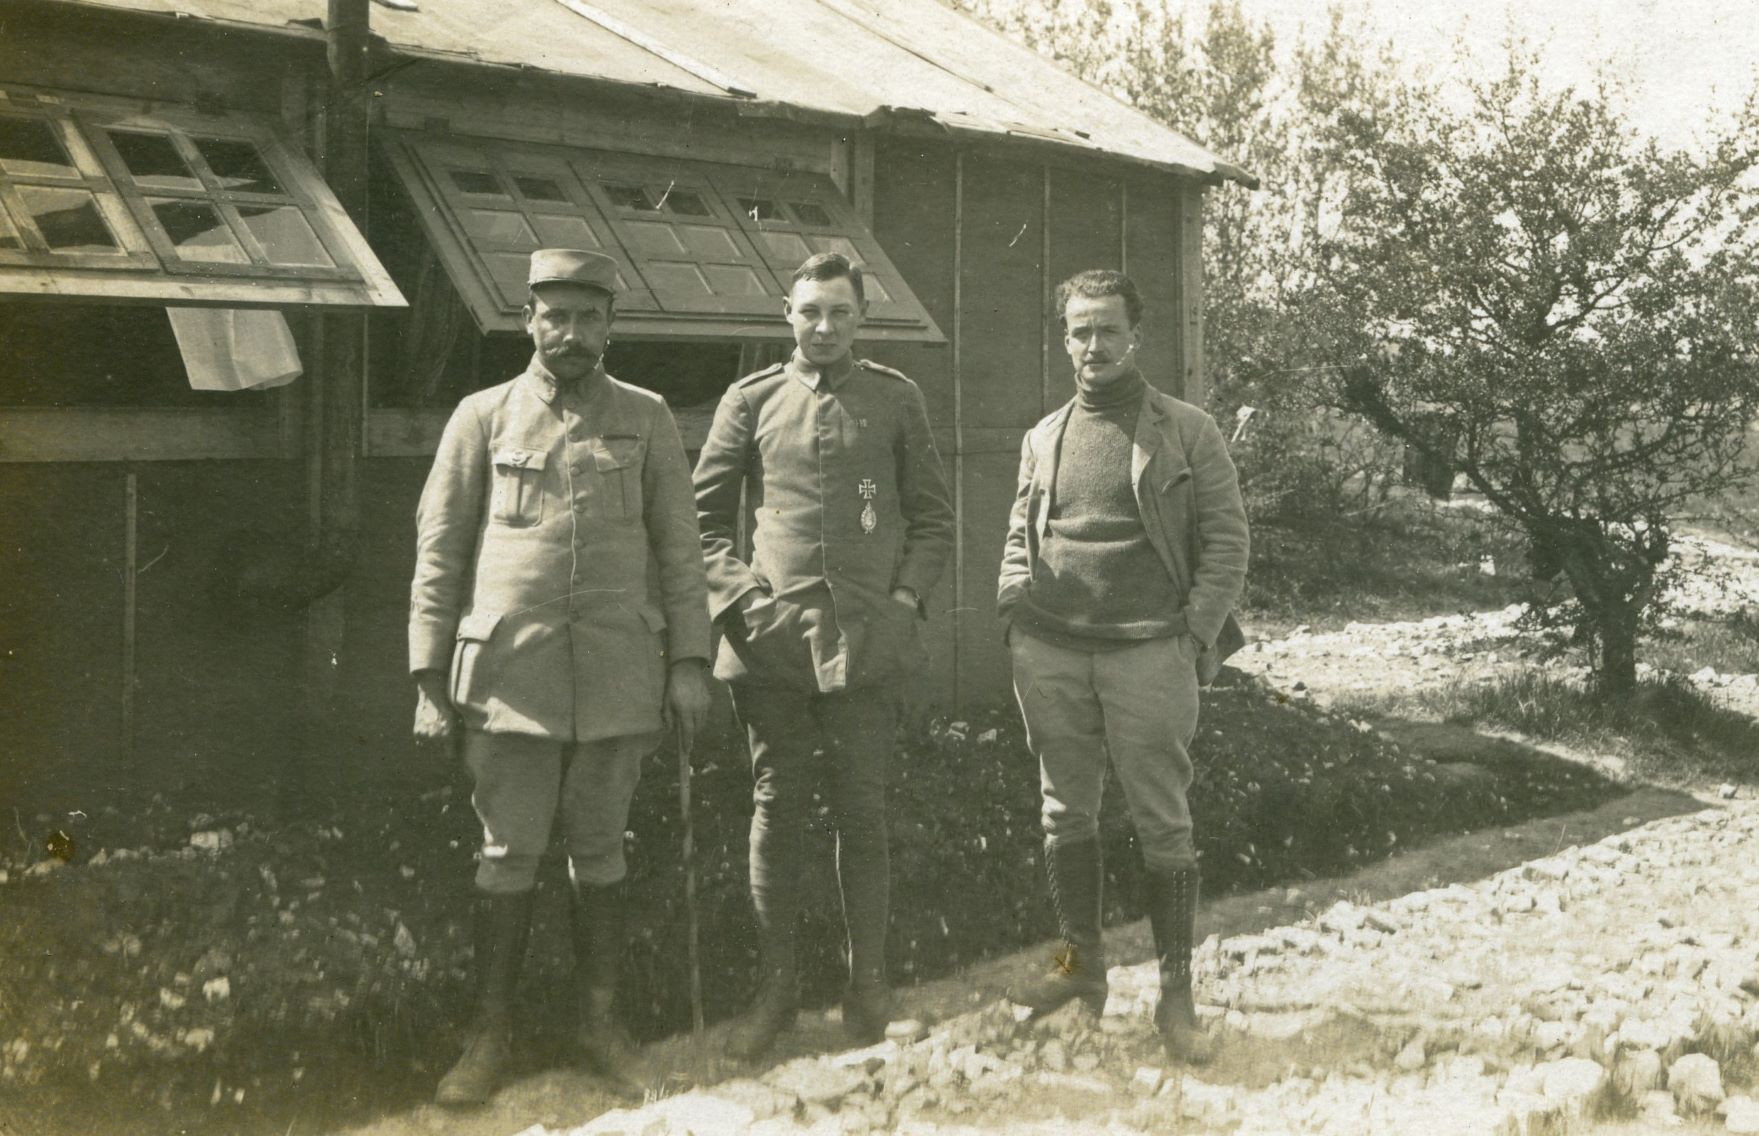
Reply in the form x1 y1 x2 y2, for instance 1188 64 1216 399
858 478 878 534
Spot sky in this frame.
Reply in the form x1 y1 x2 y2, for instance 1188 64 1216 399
1236 0 1758 149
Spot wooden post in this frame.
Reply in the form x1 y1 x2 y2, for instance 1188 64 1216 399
951 151 966 710
303 0 371 717
122 470 138 762
1176 182 1205 405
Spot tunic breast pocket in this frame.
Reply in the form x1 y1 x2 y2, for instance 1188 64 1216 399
590 434 645 520
490 448 548 527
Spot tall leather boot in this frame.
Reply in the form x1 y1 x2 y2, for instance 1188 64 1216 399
726 823 800 1061
569 881 648 1098
837 823 893 1044
1009 837 1108 1016
1147 866 1216 1065
435 890 534 1106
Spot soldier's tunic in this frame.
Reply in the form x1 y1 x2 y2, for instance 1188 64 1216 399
694 349 953 986
695 353 954 692
411 356 710 889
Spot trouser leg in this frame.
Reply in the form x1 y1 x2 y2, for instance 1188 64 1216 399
1094 637 1199 874
1008 631 1111 1014
820 687 898 1041
558 736 652 1094
725 684 813 1059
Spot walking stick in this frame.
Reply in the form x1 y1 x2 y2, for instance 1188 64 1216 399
677 722 705 1036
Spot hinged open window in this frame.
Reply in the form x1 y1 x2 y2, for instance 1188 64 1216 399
0 85 403 309
382 131 943 342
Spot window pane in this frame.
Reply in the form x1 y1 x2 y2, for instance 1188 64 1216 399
605 183 657 211
17 186 117 251
791 201 833 226
703 264 771 296
532 214 600 247
736 197 782 222
238 204 334 266
514 176 568 202
195 137 282 195
0 116 77 178
864 274 893 302
813 235 862 263
460 208 537 245
644 262 712 296
663 190 711 217
109 130 200 188
761 231 811 263
448 169 506 197
150 198 248 263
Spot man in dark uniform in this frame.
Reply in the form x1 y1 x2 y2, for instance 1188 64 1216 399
410 249 712 1103
998 269 1247 1064
695 252 954 1059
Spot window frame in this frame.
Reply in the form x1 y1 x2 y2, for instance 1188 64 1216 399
382 129 944 342
0 85 403 309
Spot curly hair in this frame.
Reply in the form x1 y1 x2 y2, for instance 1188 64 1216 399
1055 269 1142 327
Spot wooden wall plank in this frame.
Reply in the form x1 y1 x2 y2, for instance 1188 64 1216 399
0 408 291 463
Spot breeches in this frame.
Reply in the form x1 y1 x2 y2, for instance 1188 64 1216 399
463 730 651 893
1009 630 1200 872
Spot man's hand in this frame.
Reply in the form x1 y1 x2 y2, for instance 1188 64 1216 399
663 657 712 755
890 585 920 614
412 669 458 748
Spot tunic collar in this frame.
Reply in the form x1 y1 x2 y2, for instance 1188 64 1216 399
786 349 856 392
521 352 608 405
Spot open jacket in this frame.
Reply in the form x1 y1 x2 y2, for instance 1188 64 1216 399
410 361 711 741
998 381 1248 682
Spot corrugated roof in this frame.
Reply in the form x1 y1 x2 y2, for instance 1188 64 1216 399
44 0 1253 184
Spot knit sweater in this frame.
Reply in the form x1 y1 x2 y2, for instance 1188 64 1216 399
1012 370 1182 649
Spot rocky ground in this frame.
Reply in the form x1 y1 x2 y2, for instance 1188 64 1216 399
472 798 1759 1136
454 534 1759 1136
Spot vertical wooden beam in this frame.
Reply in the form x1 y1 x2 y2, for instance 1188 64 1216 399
1118 179 1129 276
122 471 138 762
849 133 876 227
951 150 966 710
1177 182 1205 405
1040 165 1052 416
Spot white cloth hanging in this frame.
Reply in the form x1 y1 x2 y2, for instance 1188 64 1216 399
166 308 304 392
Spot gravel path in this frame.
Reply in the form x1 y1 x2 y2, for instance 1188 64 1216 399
504 798 1759 1136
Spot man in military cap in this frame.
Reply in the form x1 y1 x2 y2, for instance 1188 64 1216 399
695 252 954 1059
410 248 712 1104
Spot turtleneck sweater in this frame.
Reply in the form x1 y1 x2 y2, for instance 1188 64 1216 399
1012 369 1183 649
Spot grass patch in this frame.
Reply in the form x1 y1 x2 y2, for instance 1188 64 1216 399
1645 611 1759 676
1245 494 1534 634
0 684 1624 1136
1341 669 1759 786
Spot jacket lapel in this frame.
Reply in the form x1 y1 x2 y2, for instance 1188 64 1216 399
1034 402 1075 543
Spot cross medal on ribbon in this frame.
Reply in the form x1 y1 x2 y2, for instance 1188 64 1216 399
858 478 878 534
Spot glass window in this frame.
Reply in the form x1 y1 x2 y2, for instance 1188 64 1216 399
385 132 939 341
513 175 567 202
448 169 505 196
0 87 401 309
18 186 117 251
0 116 77 178
109 130 200 189
195 137 282 195
149 199 247 262
237 205 333 267
605 183 657 211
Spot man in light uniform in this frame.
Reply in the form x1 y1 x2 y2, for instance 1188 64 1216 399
410 249 711 1103
695 252 954 1059
998 269 1247 1063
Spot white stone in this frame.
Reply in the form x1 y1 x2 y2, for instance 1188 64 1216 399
1668 1052 1726 1115
1394 1036 1427 1071
1130 1066 1165 1096
1724 1095 1759 1133
1615 1049 1664 1096
1538 1057 1605 1106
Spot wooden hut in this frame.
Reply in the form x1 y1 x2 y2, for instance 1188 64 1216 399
0 0 1250 791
